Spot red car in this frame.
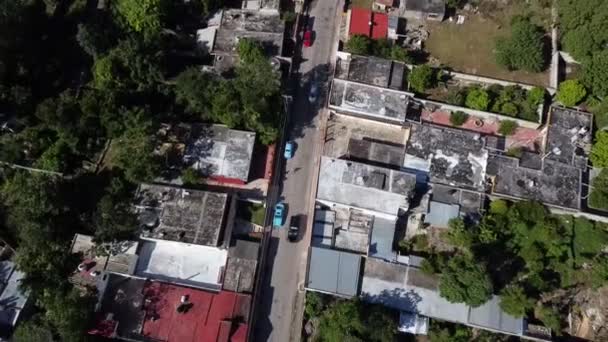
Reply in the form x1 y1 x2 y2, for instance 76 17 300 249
303 30 312 47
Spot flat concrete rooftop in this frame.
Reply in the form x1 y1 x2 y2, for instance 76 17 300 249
135 239 228 291
158 123 256 182
404 124 488 191
136 184 228 247
329 78 412 123
317 157 417 217
324 113 409 167
213 9 284 56
545 107 592 169
487 154 582 210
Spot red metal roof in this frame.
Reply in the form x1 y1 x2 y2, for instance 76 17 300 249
349 8 388 40
141 282 251 342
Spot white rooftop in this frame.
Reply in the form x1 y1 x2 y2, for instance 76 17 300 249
135 239 227 291
317 157 416 217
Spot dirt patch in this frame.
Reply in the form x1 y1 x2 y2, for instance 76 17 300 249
568 286 608 340
425 1 550 86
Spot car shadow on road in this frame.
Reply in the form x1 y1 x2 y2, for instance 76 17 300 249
253 235 280 341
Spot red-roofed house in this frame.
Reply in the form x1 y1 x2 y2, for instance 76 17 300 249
349 8 388 40
89 273 251 342
142 281 251 342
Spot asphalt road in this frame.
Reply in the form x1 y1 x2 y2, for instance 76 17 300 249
253 0 342 341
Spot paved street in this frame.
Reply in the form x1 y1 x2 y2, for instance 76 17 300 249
254 0 342 341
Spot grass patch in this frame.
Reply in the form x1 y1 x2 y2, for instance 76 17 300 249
237 201 266 226
425 2 550 86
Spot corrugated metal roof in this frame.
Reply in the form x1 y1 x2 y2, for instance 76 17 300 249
424 201 460 228
468 295 524 335
306 247 361 297
369 218 397 261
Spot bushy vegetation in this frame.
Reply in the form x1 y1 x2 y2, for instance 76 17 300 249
450 111 469 126
498 120 518 136
304 292 398 342
589 168 608 210
345 35 412 63
495 16 546 72
428 201 608 330
590 131 608 167
408 65 437 94
556 79 587 106
442 83 543 121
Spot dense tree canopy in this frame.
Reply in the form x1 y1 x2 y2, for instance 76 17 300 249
495 17 545 72
438 253 493 307
408 65 436 94
590 131 608 167
115 0 168 34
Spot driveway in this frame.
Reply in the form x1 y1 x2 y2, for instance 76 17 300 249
253 0 342 341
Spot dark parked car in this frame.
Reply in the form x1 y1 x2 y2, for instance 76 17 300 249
288 215 301 242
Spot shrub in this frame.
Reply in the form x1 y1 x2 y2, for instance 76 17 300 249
450 111 469 126
495 17 545 72
500 102 519 116
590 131 608 167
465 88 490 111
557 79 587 107
408 65 436 93
499 285 534 317
445 88 465 106
589 169 608 210
345 34 371 55
498 120 518 136
527 86 546 106
181 167 202 185
489 200 510 215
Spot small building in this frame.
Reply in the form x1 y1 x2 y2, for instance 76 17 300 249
424 201 460 228
91 273 251 341
305 247 361 298
0 261 29 339
135 239 228 291
349 8 389 40
402 0 446 21
135 184 231 247
70 234 139 290
329 78 413 124
317 157 417 218
223 239 260 293
157 123 256 184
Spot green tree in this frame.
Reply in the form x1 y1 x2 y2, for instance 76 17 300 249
390 45 412 63
498 120 518 136
439 253 493 307
429 321 472 342
12 317 53 342
112 111 160 182
537 305 561 333
500 102 519 116
93 177 138 243
449 111 469 126
495 17 545 72
527 86 546 106
93 55 122 89
408 65 436 94
115 0 167 34
446 218 473 249
465 88 490 111
181 167 203 185
318 300 365 341
590 131 608 167
499 285 534 317
345 35 371 55
558 0 608 62
557 79 587 106
589 168 608 210
562 26 598 61
41 288 96 342
583 51 608 98
175 67 217 116
489 199 509 215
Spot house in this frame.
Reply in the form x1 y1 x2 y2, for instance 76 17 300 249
349 8 389 40
401 0 446 21
0 261 29 339
135 183 233 247
157 123 257 185
90 274 251 342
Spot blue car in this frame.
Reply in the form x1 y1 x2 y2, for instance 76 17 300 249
284 141 295 159
273 202 285 228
